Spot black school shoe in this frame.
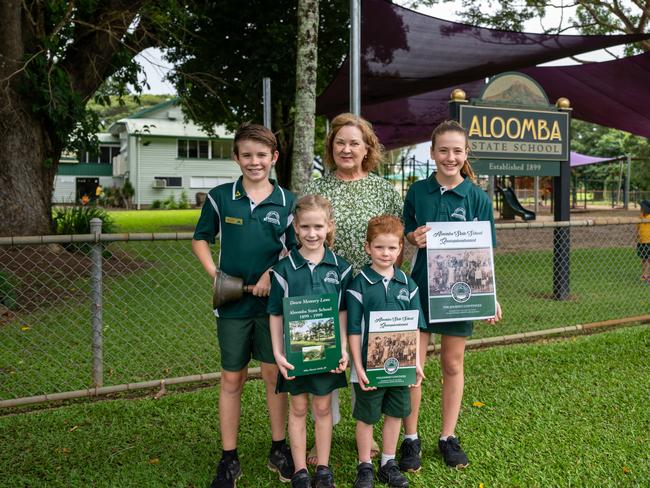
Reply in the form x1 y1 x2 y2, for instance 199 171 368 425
398 438 421 473
353 462 374 488
438 436 469 468
312 465 335 488
268 442 295 482
377 459 409 488
291 468 311 488
210 456 242 488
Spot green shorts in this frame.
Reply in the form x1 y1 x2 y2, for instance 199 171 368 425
216 316 274 371
421 320 473 337
352 383 411 425
637 243 650 260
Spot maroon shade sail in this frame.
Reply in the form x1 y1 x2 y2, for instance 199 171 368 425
317 0 650 149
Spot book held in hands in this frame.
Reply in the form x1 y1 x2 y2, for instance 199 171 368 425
425 221 497 323
282 293 342 376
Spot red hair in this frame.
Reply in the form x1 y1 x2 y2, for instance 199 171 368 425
366 215 404 243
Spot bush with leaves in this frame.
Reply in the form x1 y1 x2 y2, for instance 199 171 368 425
52 206 116 254
178 190 189 209
52 206 116 235
163 195 178 210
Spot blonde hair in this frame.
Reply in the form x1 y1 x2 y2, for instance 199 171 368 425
366 215 404 244
431 120 477 182
324 113 383 173
294 194 336 248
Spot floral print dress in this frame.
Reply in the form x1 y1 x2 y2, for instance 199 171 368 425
303 172 403 275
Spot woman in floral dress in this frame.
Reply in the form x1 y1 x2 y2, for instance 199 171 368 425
302 112 403 463
304 113 403 275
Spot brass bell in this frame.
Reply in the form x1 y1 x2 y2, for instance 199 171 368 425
212 270 253 309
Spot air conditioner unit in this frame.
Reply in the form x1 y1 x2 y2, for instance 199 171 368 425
152 179 167 189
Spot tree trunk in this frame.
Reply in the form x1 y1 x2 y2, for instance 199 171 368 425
290 0 319 194
0 98 58 236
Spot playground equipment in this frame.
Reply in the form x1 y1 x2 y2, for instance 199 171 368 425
496 186 536 221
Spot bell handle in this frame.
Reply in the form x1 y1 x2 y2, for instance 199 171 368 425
243 285 255 293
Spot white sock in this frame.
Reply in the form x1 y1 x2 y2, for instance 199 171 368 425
359 459 371 465
439 435 454 441
380 453 394 467
404 433 418 441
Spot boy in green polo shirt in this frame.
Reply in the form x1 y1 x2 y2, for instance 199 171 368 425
193 123 296 488
348 215 425 488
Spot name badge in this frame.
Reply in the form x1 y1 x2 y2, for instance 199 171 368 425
225 216 243 225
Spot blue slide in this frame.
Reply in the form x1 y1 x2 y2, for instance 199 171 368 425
496 186 536 221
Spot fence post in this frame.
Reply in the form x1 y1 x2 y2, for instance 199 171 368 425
90 218 103 388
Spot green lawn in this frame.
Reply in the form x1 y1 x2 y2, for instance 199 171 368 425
109 209 200 233
2 325 648 487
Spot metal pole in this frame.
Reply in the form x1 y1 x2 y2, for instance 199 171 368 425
534 176 539 214
624 154 631 210
90 218 104 388
350 0 361 115
263 77 272 129
553 160 571 300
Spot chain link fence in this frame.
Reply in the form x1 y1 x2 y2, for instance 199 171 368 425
1 218 648 407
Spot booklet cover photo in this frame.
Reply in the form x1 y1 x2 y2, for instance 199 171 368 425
282 293 342 376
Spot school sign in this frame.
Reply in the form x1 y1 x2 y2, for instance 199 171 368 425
455 73 571 176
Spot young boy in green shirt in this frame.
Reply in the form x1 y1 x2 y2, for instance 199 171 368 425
348 215 425 488
193 123 296 488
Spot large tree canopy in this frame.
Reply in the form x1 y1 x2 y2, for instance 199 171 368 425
166 0 349 189
0 1 188 236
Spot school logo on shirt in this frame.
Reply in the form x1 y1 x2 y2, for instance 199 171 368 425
451 207 467 221
263 210 281 225
323 270 340 284
397 288 410 302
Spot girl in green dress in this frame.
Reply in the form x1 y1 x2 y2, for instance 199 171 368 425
401 121 502 471
269 195 352 488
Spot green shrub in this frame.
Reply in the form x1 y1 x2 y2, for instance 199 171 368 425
178 190 189 209
52 206 116 235
0 271 18 310
150 200 162 209
52 206 116 254
163 195 178 210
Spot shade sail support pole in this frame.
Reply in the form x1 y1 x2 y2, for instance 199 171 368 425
350 0 361 115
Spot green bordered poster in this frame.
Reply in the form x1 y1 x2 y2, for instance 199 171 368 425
366 310 419 388
282 293 341 376
426 221 497 323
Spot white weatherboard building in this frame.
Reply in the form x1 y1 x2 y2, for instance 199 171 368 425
53 99 240 208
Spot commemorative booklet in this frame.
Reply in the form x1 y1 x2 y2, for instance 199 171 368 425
365 310 419 388
282 293 342 376
425 221 497 323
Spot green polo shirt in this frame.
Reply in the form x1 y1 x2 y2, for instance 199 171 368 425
194 177 296 318
268 248 353 316
403 176 495 322
346 265 426 384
